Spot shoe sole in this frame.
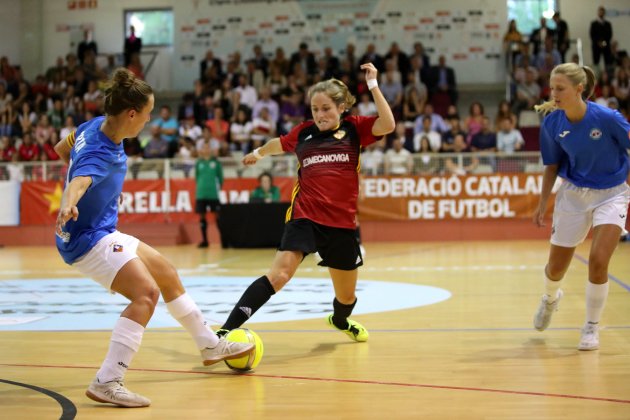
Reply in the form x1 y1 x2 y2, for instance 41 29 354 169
85 389 150 408
202 344 255 366
577 346 599 351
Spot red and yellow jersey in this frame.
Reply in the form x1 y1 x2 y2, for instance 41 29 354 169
280 115 379 229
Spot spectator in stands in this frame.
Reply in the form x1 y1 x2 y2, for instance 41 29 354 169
126 52 144 81
289 42 317 80
402 72 427 123
530 17 554 57
195 143 223 248
0 102 15 137
18 131 40 181
124 25 142 67
357 92 377 117
415 135 439 175
45 56 66 82
17 102 37 137
252 86 279 124
123 137 143 180
464 101 485 145
495 99 518 129
270 47 290 77
379 66 403 118
589 6 613 70
230 107 253 152
415 103 448 135
0 56 17 87
0 135 16 162
143 125 169 178
213 78 236 119
535 36 562 71
250 172 280 203
152 105 179 157
34 114 55 146
427 55 458 111
385 136 412 175
244 59 265 93
175 137 196 178
361 139 385 176
48 98 65 130
251 44 269 77
410 42 431 81
77 29 97 65
205 105 230 155
250 106 276 151
359 44 385 73
470 116 497 170
48 71 67 99
441 115 466 152
200 49 223 85
178 92 204 126
83 80 102 114
179 116 203 143
444 134 478 175
503 20 523 70
40 129 60 162
279 89 305 134
611 67 629 110
552 12 570 63
513 67 541 116
496 116 524 154
384 42 410 83
265 62 288 99
413 115 441 152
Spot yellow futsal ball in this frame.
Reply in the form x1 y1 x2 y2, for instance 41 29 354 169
224 328 264 372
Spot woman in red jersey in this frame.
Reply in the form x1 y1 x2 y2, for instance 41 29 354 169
217 63 395 342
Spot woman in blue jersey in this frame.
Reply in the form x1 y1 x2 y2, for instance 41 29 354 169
215 63 395 343
532 62 630 350
54 68 253 408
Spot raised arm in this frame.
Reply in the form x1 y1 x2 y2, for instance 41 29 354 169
360 63 396 137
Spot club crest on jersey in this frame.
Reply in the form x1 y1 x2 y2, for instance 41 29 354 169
333 130 346 140
589 128 602 140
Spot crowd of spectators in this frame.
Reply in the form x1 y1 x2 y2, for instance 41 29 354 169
1 8 628 180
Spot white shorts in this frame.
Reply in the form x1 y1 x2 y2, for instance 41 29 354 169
551 181 630 247
72 231 140 290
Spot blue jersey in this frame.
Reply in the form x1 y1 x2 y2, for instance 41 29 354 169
540 101 630 189
56 116 128 263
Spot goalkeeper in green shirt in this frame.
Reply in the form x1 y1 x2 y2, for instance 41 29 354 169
195 144 223 248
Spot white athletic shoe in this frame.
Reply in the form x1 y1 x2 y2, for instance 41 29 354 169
533 289 563 331
578 322 600 351
86 378 151 408
201 337 254 366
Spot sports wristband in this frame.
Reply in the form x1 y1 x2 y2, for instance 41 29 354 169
253 147 264 160
367 79 378 90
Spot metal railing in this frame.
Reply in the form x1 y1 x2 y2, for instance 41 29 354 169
0 152 543 182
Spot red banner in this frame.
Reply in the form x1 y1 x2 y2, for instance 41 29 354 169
20 177 296 225
358 174 553 221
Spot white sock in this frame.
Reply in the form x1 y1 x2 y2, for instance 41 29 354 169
166 292 218 349
544 270 563 303
585 281 609 324
96 317 144 383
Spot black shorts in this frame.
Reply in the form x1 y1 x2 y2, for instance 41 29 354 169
195 199 221 214
279 219 363 271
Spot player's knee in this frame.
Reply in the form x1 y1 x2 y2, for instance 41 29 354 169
588 254 609 277
268 271 292 290
136 285 160 309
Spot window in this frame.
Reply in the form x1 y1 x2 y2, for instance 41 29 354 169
124 9 174 47
507 0 558 36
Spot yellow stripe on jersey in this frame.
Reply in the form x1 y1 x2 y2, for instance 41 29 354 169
357 145 363 173
285 180 301 223
65 130 76 148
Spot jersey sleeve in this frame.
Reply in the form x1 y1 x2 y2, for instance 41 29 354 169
70 151 111 188
348 115 379 147
609 109 630 149
279 121 307 152
539 120 563 165
64 130 76 148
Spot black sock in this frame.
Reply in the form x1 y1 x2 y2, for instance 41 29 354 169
331 297 356 330
200 219 208 243
222 276 276 330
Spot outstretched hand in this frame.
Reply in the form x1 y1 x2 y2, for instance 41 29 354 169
55 206 79 235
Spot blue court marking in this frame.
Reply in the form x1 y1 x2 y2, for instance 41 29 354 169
574 253 630 293
0 277 451 331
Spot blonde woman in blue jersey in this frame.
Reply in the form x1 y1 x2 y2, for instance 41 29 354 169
54 69 253 408
532 63 630 350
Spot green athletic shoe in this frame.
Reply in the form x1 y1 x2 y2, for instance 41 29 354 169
327 314 369 342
